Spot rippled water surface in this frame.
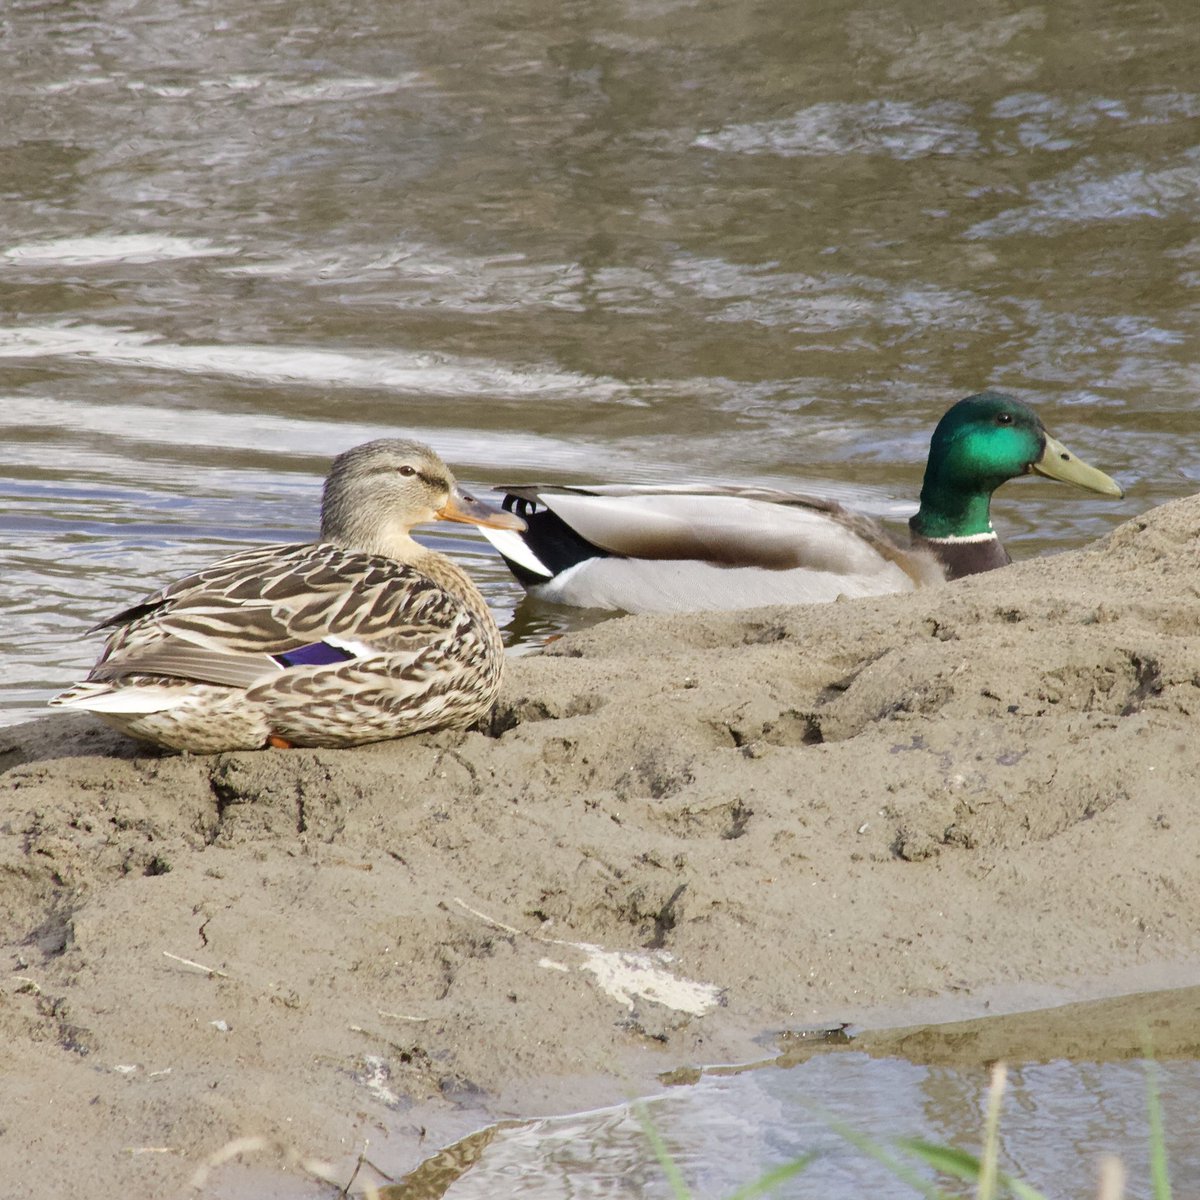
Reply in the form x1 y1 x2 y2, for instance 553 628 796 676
394 989 1200 1199
412 1056 1200 1195
411 1055 1200 1199
2 0 1197 721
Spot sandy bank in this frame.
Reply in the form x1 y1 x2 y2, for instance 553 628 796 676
2 494 1199 1198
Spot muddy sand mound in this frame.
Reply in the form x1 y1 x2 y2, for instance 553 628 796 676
2 495 1198 1197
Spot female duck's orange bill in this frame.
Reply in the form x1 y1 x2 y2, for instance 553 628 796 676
438 487 527 530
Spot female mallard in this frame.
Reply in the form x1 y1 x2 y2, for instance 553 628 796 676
51 439 525 753
481 392 1124 614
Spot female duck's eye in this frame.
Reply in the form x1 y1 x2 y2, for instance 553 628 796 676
397 465 417 477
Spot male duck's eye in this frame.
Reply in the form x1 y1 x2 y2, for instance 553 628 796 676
397 465 417 477
996 413 1013 425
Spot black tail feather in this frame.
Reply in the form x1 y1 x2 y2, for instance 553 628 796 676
501 495 613 585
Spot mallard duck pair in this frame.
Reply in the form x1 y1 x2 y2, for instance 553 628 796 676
54 393 1122 753
52 440 525 753
482 391 1124 612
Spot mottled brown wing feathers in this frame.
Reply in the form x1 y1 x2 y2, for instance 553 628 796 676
90 639 281 689
92 543 467 687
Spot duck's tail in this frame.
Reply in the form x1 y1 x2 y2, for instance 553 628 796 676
478 493 612 587
50 679 187 715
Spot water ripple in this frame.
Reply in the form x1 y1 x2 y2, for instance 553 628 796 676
0 323 630 402
968 146 1200 238
693 100 979 160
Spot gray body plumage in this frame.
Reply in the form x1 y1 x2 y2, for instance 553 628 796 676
483 485 945 613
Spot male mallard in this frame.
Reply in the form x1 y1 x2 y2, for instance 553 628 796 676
51 439 525 753
480 392 1124 614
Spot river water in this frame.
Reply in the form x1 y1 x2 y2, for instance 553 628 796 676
3 0 1197 724
401 1054 1200 1200
2 0 1198 1193
388 987 1200 1198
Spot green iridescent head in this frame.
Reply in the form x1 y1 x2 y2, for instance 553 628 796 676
912 391 1123 540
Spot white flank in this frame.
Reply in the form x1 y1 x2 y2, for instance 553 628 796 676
532 556 919 613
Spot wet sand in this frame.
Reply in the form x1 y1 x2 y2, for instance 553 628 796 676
2 494 1199 1198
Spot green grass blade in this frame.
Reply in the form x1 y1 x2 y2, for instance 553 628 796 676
897 1139 983 1180
822 1114 953 1200
898 1139 1051 1200
1144 1059 1171 1200
634 1103 692 1200
994 1172 1052 1200
725 1153 818 1200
